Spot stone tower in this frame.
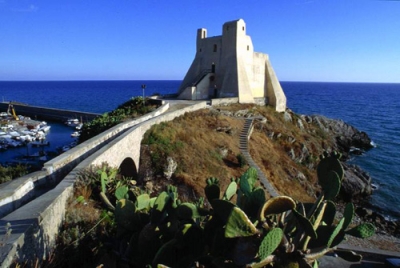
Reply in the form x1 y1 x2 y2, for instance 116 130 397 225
177 19 286 112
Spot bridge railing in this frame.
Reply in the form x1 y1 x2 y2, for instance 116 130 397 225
0 100 207 267
0 100 169 219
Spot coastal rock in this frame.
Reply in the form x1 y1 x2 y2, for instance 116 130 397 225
340 163 372 202
310 115 373 157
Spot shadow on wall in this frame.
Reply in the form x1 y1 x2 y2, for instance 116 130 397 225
0 218 50 266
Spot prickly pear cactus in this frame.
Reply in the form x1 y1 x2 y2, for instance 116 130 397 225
225 206 258 238
136 193 151 211
346 223 375 238
342 203 354 230
205 177 220 201
259 196 296 221
317 151 343 183
115 199 136 231
115 185 129 200
176 202 200 220
322 170 341 200
223 180 237 201
259 228 283 259
240 167 258 195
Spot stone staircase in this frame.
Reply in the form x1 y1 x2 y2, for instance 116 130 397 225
239 117 279 198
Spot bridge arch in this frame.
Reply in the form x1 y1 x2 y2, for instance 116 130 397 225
119 157 138 179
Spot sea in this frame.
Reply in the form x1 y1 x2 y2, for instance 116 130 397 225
0 80 399 219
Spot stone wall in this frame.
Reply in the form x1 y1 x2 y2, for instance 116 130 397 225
0 101 207 267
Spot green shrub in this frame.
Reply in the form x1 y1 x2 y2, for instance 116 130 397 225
0 164 29 184
79 96 159 143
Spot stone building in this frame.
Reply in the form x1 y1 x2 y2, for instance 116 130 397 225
177 19 287 112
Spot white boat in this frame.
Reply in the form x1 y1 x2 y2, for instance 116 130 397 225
21 130 35 135
71 131 80 137
4 138 22 147
39 125 51 132
17 135 33 142
75 123 83 130
31 140 50 147
65 118 80 127
9 131 20 137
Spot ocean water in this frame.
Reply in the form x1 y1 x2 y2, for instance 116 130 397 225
282 82 400 219
0 80 181 113
0 81 399 219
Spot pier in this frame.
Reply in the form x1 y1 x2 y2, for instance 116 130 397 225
0 102 100 123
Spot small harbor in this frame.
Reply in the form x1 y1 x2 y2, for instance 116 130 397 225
0 103 81 171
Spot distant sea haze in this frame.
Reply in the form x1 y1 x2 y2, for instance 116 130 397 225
1 80 399 219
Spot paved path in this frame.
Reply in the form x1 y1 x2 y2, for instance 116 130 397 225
239 117 279 198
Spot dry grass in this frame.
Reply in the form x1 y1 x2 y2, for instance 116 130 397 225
140 104 336 202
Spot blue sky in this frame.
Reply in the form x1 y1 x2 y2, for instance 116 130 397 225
0 0 399 82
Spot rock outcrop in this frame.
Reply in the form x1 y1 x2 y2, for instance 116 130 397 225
307 115 373 158
309 115 374 201
341 163 373 201
297 113 374 202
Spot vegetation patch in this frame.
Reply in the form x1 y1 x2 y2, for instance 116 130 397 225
0 164 29 184
79 97 160 143
35 156 374 267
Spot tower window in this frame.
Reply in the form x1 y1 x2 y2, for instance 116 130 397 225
213 44 217 52
247 45 249 51
199 48 202 52
242 26 245 31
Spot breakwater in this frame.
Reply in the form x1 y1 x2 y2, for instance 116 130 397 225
0 102 100 123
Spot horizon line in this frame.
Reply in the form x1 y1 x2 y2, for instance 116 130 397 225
1 79 400 84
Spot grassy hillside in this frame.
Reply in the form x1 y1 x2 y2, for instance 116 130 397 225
139 103 337 203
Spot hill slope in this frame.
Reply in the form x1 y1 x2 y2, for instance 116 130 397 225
139 103 371 204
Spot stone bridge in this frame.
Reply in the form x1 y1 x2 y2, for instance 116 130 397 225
0 99 208 266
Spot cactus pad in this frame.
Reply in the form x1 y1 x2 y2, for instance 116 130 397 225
317 152 344 183
322 201 336 226
115 199 136 230
327 218 344 248
293 210 318 239
177 203 200 220
320 170 341 200
342 203 354 231
115 185 129 201
259 196 296 221
258 228 283 260
346 223 375 238
205 178 221 201
225 206 258 238
240 167 258 195
136 194 151 211
224 181 237 201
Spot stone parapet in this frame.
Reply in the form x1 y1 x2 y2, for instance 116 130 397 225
0 100 209 267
